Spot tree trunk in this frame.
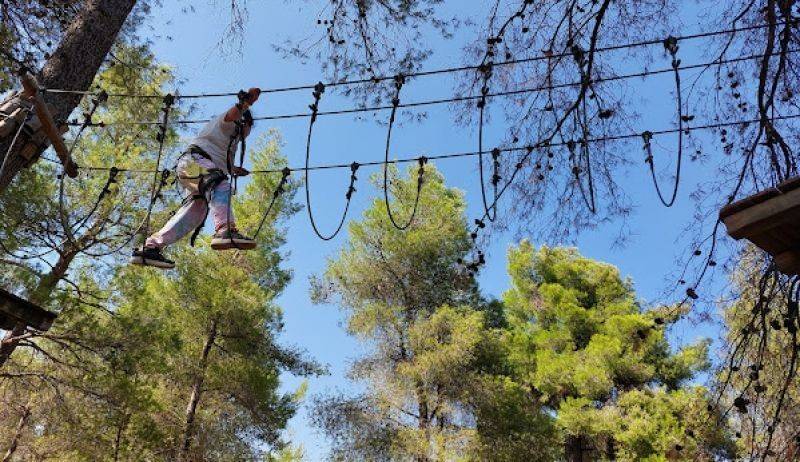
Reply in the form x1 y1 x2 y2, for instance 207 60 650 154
0 0 137 192
178 319 218 462
565 435 597 462
112 413 129 462
415 384 431 462
2 405 31 462
0 246 77 368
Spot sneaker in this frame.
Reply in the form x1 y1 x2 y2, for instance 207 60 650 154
130 246 176 269
210 227 257 250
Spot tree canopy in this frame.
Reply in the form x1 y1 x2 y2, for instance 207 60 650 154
1 1 799 460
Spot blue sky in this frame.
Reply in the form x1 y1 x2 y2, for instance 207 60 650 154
143 1 730 458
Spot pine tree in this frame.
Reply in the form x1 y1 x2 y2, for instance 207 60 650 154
721 248 800 460
0 0 140 191
481 242 735 461
0 44 180 367
311 165 491 461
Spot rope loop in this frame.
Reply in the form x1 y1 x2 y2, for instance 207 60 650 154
381 79 425 231
304 82 355 240
645 33 685 208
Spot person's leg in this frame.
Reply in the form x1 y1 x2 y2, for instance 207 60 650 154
208 179 257 250
132 155 210 268
207 178 234 233
145 198 208 248
145 155 212 248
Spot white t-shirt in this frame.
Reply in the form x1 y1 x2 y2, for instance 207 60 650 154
189 113 240 172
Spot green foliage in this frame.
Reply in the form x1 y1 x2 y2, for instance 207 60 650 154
310 169 735 461
477 242 732 461
467 375 561 462
720 248 800 459
312 165 486 461
0 46 314 460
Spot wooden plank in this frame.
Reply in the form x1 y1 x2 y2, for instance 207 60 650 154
19 73 78 178
775 251 800 276
720 186 800 240
0 106 27 138
720 176 800 218
0 289 56 332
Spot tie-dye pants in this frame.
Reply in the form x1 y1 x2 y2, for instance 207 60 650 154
145 155 234 248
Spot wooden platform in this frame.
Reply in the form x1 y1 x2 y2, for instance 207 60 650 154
0 288 56 332
720 176 800 275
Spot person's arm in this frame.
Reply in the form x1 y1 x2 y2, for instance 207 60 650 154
226 87 261 177
225 87 261 123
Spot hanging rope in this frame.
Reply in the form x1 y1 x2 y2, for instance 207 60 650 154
221 96 257 251
56 92 110 246
383 74 426 230
80 168 172 258
304 82 358 241
252 167 291 239
142 94 175 240
54 93 105 250
82 95 176 258
476 62 500 222
644 37 686 208
69 166 120 234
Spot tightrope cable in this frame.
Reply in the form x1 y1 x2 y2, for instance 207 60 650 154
43 21 790 101
64 48 800 128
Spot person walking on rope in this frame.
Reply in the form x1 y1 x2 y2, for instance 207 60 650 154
131 88 261 269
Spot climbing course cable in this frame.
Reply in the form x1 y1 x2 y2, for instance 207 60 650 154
18 25 797 249
382 74 427 230
66 112 800 179
63 48 800 129
45 21 787 103
57 92 109 247
142 94 175 240
304 82 358 241
252 167 292 239
477 64 499 222
474 0 534 222
644 36 685 207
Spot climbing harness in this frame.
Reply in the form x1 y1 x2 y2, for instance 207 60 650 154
176 145 229 247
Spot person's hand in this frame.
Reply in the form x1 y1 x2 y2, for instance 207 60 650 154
246 87 261 104
232 166 250 177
